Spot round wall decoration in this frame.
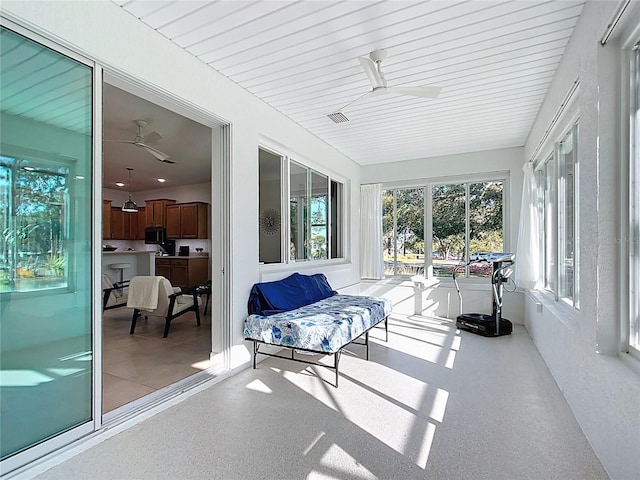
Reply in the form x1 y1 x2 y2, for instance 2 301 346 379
259 208 280 234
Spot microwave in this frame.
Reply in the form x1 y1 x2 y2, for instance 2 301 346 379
144 226 166 244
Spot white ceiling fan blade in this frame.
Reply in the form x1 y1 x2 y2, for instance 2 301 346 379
358 56 384 88
144 130 163 144
104 139 135 144
138 143 176 164
387 85 442 99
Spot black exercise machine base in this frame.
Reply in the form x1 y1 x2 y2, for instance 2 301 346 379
456 313 513 337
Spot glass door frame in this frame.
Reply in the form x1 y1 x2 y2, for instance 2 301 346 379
0 16 103 476
1 11 233 477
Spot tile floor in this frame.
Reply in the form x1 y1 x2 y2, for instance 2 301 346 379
102 306 212 412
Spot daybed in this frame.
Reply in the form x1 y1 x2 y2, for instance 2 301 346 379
244 273 392 386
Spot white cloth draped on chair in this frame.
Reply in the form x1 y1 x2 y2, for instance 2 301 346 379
515 162 542 290
360 183 384 280
126 276 163 311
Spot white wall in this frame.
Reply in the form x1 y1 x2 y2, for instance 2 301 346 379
523 2 640 479
360 146 525 324
1 1 361 365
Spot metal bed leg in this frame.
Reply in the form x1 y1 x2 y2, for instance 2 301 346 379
385 316 389 342
253 341 257 369
365 330 370 361
335 350 341 387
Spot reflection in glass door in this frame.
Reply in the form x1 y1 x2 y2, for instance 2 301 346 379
0 26 93 463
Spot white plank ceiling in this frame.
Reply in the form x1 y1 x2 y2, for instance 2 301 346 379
114 0 585 165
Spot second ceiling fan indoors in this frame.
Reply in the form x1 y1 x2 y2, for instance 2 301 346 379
328 49 442 123
105 119 176 164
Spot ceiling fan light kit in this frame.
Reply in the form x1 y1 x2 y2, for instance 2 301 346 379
327 49 442 123
122 167 138 213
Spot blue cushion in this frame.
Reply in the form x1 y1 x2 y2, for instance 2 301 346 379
300 273 337 303
247 273 336 316
247 273 311 315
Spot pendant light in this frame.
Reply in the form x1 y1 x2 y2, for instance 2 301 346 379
122 167 138 213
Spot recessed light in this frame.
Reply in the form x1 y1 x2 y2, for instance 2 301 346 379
156 178 166 183
115 182 125 187
74 175 85 180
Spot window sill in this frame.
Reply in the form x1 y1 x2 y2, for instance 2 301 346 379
524 288 580 330
619 351 640 376
259 258 350 274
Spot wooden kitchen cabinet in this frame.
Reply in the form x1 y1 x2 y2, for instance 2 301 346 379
110 208 125 239
155 258 172 279
155 257 208 290
144 199 176 228
165 202 208 239
103 200 112 239
136 206 146 240
109 207 139 240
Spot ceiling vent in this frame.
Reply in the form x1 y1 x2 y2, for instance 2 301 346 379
327 112 349 123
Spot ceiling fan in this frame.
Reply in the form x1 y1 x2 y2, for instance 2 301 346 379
105 119 176 164
327 49 442 123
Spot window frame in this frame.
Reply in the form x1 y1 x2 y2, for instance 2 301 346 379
257 143 347 268
382 172 509 281
534 122 580 309
0 148 78 296
628 41 640 360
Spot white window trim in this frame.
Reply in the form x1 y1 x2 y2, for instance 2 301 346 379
626 38 640 360
534 122 580 309
531 77 581 307
382 171 510 283
257 139 349 270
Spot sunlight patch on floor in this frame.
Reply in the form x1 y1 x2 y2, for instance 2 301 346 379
429 388 449 423
190 359 212 370
46 367 85 377
308 443 377 480
0 369 54 387
245 379 272 394
416 422 437 469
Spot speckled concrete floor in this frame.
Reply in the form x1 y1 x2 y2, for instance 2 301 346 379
35 315 609 480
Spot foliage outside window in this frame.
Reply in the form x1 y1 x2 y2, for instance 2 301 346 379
535 124 579 308
383 180 504 278
291 162 331 261
0 155 69 292
258 146 344 265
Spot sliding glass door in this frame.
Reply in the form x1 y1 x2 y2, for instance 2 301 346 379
0 25 94 465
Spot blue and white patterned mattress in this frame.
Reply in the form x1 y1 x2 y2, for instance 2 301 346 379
244 294 392 354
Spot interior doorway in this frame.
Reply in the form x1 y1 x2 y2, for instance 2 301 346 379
101 76 226 415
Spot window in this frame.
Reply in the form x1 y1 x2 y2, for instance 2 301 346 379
383 179 504 278
629 43 640 356
383 188 425 276
0 155 71 292
535 124 579 307
258 148 283 264
258 147 344 265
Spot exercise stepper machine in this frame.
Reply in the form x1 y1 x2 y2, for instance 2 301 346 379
452 253 515 337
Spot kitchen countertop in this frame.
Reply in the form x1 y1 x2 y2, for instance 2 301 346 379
103 250 156 255
154 255 209 259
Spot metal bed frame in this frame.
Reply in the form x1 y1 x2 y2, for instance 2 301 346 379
249 316 388 387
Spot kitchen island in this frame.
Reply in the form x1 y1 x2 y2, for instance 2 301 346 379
154 255 208 290
102 251 156 283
